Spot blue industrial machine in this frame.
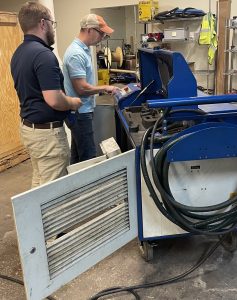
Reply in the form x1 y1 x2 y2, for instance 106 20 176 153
114 48 237 259
9 48 237 299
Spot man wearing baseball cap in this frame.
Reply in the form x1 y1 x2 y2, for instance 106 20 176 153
63 14 119 164
80 14 114 35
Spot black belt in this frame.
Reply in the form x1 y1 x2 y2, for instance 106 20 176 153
22 119 63 129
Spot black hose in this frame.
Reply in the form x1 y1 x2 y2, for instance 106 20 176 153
91 110 235 300
141 110 237 235
90 240 221 300
0 274 56 300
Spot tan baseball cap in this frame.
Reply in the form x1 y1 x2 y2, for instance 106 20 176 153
80 14 114 35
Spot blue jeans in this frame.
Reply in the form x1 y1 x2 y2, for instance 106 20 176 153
68 112 96 164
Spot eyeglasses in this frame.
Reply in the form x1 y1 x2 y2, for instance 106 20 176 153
44 18 57 29
92 28 110 40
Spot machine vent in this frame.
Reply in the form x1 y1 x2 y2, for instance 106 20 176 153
41 168 129 279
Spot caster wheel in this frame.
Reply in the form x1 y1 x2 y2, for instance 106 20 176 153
139 241 154 261
220 231 237 252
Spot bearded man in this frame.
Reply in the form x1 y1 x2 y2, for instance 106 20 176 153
11 1 82 187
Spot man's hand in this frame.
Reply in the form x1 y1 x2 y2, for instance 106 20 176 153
43 90 82 111
103 85 120 95
69 97 82 111
71 78 121 96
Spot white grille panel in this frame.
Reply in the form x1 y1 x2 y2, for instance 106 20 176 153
47 204 129 278
11 149 137 300
41 168 130 278
42 169 127 240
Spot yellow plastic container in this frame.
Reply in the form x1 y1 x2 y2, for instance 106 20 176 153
98 69 110 85
138 0 159 22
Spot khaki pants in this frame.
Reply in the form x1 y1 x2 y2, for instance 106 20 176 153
20 123 70 188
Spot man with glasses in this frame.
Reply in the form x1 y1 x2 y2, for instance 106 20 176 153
63 14 119 164
44 18 57 30
11 2 82 187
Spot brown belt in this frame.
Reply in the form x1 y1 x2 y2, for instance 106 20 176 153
22 119 63 129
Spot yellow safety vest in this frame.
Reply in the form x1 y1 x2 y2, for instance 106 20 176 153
199 13 218 65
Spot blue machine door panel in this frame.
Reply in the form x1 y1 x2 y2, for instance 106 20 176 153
167 124 237 162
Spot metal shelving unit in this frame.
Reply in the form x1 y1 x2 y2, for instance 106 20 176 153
138 2 216 94
138 16 203 24
140 16 214 93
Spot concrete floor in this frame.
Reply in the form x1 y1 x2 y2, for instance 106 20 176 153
1 159 237 300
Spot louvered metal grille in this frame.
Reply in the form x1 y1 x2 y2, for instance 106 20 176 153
41 168 130 278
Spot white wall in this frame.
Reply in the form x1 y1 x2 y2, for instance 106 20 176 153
1 0 236 90
0 0 25 12
1 0 237 54
53 0 138 58
125 5 144 53
52 0 237 90
91 5 144 54
53 0 232 57
91 6 126 52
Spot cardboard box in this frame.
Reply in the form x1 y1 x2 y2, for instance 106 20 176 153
125 59 137 70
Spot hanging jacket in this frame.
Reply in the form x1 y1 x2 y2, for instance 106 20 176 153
199 13 212 44
199 13 218 64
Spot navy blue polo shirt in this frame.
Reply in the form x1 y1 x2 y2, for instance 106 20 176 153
11 34 68 123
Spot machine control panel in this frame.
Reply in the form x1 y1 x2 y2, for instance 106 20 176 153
119 85 132 96
114 83 140 102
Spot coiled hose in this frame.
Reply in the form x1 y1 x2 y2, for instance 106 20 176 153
140 109 237 235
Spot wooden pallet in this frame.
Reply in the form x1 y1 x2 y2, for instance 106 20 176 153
0 146 29 172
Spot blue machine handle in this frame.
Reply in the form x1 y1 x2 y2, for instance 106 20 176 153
147 94 237 108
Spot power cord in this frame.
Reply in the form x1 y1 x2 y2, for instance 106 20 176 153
140 109 237 235
90 240 221 300
1 111 235 300
0 274 56 300
90 109 237 299
0 236 232 300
